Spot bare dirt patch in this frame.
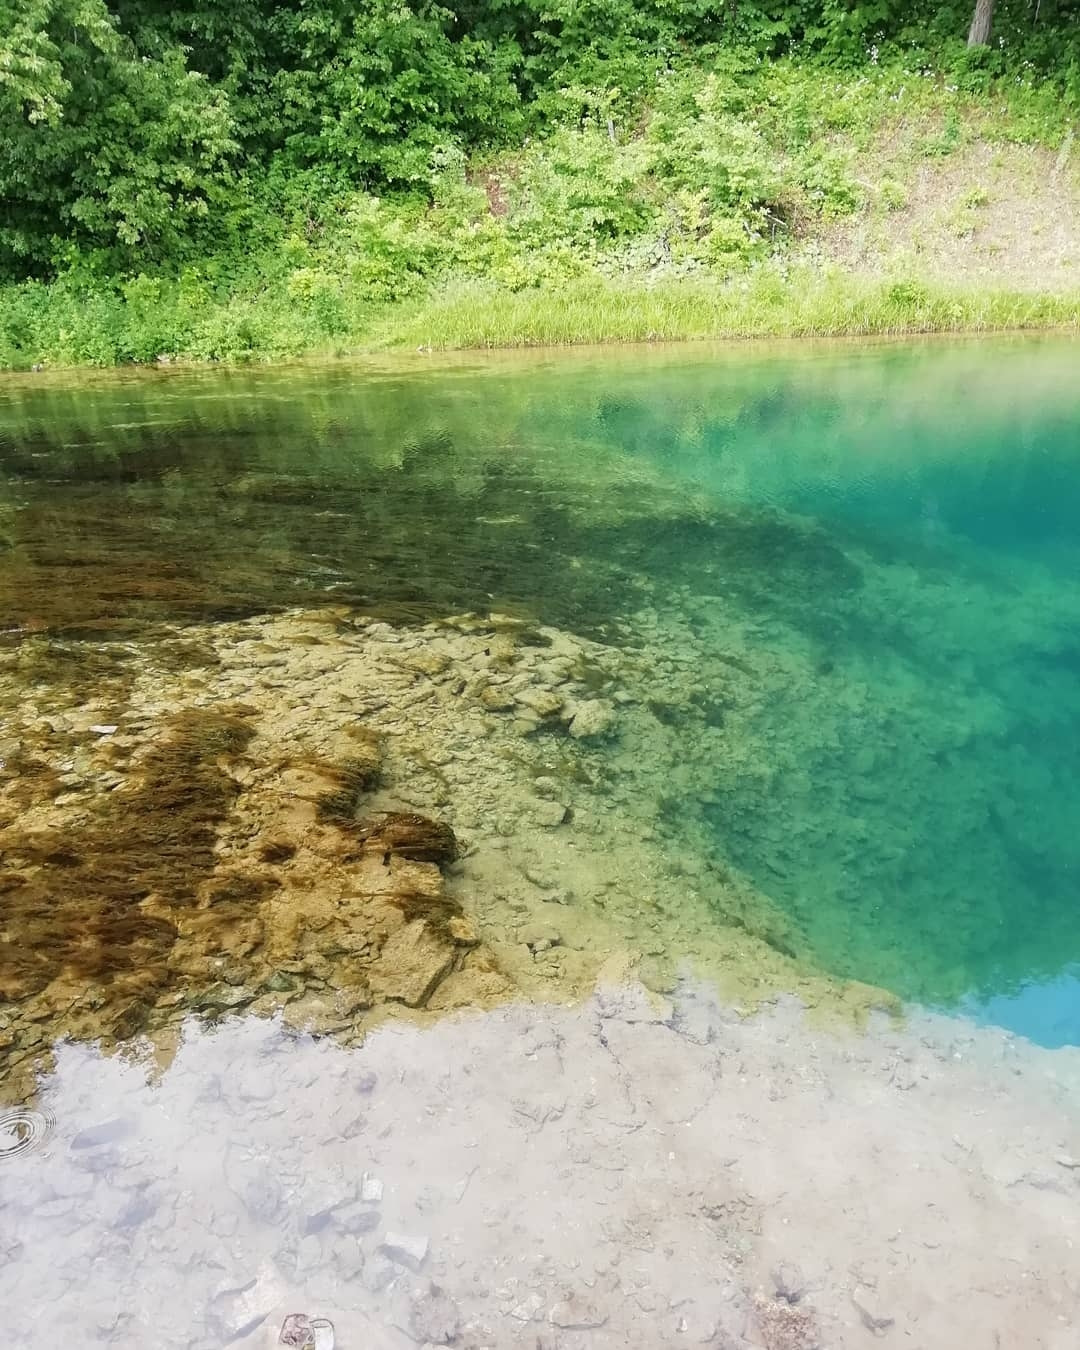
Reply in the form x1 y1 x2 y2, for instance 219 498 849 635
813 131 1080 290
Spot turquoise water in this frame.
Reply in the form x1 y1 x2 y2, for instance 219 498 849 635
2 338 1080 1044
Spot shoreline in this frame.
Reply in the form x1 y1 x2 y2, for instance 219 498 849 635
2 274 1080 377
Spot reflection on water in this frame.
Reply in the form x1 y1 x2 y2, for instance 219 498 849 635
1 339 1080 1055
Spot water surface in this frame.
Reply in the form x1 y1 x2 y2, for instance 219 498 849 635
2 338 1080 1045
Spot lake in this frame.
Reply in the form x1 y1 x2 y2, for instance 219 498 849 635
2 338 1080 1348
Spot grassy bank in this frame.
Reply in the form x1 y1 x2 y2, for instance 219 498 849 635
381 275 1080 348
4 271 1078 371
2 59 1078 370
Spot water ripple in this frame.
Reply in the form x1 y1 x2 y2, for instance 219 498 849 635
0 1108 55 1162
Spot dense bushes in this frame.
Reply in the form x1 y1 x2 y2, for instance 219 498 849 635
3 0 1080 279
1 0 1078 363
1 52 1076 367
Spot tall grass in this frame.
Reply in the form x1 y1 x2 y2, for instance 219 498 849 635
2 268 1079 371
380 273 1080 350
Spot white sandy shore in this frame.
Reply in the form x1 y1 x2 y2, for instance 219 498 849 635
3 979 1079 1350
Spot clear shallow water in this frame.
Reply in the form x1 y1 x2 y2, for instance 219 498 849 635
2 338 1080 1045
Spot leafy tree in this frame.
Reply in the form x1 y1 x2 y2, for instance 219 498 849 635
0 0 235 276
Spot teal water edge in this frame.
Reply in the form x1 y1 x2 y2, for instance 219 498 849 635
2 337 1079 1044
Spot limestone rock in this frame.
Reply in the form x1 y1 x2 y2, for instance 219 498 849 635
567 699 616 741
368 922 455 1007
380 1231 429 1272
515 687 564 718
479 684 516 712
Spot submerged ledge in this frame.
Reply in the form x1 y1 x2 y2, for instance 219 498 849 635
0 603 890 1100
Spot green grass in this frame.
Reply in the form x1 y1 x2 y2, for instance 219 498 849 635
3 269 1079 371
378 272 1080 349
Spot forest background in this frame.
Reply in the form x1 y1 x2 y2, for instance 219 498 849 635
2 0 1079 365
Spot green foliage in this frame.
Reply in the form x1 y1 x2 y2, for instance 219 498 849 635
3 0 1080 361
270 0 522 184
0 0 236 275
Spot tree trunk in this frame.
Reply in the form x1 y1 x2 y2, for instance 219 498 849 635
967 0 994 45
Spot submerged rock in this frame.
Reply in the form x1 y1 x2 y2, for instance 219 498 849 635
515 687 564 718
368 922 456 1007
567 699 616 741
380 1231 430 1272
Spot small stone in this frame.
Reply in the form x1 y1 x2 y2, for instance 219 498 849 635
550 1298 607 1330
510 1293 545 1322
404 650 452 677
367 921 455 1008
448 915 480 947
294 1234 324 1272
519 924 561 952
89 724 118 736
334 1201 381 1235
229 1167 284 1223
567 700 615 741
363 1255 398 1293
381 1232 430 1272
771 1261 806 1304
533 799 568 829
361 1173 384 1203
210 1263 285 1341
328 1232 365 1279
852 1293 894 1337
1054 1153 1080 1169
532 776 561 800
479 685 516 712
410 1285 461 1345
515 687 564 718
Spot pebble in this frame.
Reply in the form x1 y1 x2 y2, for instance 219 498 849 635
567 699 616 740
360 1173 384 1203
381 1232 430 1272
409 1285 461 1345
532 799 568 828
334 1200 381 1235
